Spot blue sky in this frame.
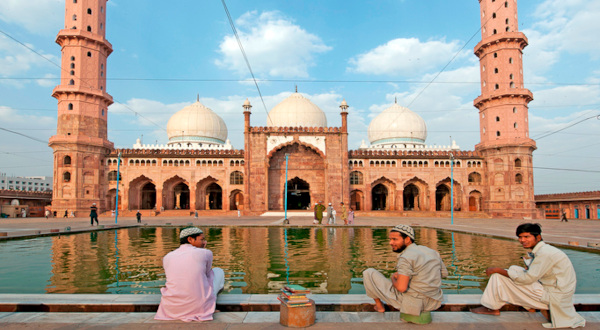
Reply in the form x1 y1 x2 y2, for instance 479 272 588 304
0 0 599 194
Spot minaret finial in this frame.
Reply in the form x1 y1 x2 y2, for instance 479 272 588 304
295 85 298 93
395 97 397 104
197 94 199 102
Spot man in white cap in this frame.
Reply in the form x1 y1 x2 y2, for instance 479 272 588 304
155 227 225 322
363 224 448 316
326 202 335 225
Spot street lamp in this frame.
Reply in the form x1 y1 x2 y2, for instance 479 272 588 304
115 151 122 224
283 153 290 224
450 152 454 225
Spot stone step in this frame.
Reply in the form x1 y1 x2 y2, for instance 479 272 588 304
1 294 598 313
1 311 599 328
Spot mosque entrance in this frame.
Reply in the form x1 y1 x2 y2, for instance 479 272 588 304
372 184 388 210
285 177 311 210
436 185 451 211
207 183 222 210
141 182 156 209
403 184 419 210
173 183 189 209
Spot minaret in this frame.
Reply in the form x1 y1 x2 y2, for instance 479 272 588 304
474 0 537 218
49 0 114 216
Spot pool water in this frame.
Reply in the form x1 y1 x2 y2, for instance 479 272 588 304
0 227 598 295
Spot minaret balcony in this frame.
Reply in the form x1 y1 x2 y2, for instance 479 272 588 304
474 88 533 109
474 32 528 57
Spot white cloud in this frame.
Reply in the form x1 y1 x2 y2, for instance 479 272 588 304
0 0 63 35
215 11 331 78
0 35 58 87
347 38 466 76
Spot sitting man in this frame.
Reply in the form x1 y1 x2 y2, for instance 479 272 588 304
155 227 225 322
471 223 586 329
363 224 448 316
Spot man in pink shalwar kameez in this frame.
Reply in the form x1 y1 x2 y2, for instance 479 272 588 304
155 227 225 322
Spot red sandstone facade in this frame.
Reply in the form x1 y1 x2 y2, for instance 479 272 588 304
536 191 600 220
50 0 539 219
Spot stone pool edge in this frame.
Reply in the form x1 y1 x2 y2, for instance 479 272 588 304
0 293 599 313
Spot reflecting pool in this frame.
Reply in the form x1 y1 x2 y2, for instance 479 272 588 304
0 227 599 294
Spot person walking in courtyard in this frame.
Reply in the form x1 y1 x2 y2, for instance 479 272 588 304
90 203 98 226
136 210 142 223
327 203 335 225
155 227 224 322
471 223 585 328
314 202 325 225
348 207 354 225
363 224 447 316
194 210 199 220
340 202 348 225
64 210 68 218
45 209 50 219
561 209 568 222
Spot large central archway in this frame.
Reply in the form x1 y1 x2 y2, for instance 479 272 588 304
372 184 388 210
286 177 311 210
268 143 325 210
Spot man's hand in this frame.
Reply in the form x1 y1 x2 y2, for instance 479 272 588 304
485 267 509 277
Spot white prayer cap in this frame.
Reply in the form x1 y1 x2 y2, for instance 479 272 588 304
391 224 415 240
179 227 203 239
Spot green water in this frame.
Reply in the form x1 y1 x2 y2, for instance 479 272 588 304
0 227 598 294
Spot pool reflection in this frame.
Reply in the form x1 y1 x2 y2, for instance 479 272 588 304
0 227 598 295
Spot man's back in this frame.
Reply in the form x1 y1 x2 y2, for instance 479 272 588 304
397 244 447 302
156 244 216 321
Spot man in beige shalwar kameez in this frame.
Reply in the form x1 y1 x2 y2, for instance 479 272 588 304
363 224 448 316
471 223 586 329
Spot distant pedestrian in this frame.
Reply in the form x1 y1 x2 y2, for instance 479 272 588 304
348 207 355 225
45 209 50 219
111 209 115 217
64 210 68 218
70 211 75 218
327 203 335 225
136 210 142 223
340 202 348 225
194 210 199 220
561 209 568 222
90 203 98 226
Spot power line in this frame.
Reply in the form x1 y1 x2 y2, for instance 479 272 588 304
0 28 167 134
220 0 272 124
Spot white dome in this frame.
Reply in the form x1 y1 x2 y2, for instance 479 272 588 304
267 92 327 127
167 101 227 145
368 102 427 146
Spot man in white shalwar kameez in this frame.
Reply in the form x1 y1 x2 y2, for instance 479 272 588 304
471 223 585 328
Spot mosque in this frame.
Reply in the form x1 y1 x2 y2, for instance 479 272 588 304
49 0 538 219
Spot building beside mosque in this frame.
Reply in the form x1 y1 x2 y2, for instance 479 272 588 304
49 0 538 219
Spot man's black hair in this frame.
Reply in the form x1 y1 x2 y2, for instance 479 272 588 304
398 232 415 243
180 233 202 245
516 223 542 237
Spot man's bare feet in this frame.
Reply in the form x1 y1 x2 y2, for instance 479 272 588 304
470 306 500 316
540 309 551 321
373 298 386 313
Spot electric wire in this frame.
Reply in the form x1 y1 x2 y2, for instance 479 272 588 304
220 0 272 124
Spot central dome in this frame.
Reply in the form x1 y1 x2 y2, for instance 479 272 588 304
267 92 327 127
368 102 427 147
167 100 227 145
